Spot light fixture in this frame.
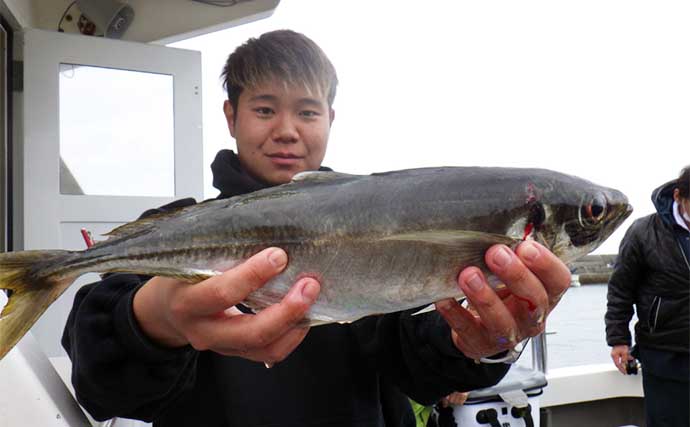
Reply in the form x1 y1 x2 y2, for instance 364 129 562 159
75 0 135 39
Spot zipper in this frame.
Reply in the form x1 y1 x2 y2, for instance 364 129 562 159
677 239 690 272
648 296 660 334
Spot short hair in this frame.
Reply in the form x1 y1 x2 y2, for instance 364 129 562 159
221 30 338 114
677 165 690 198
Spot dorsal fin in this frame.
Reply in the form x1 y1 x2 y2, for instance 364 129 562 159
100 203 198 241
101 216 159 241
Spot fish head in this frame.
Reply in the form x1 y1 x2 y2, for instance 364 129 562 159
527 174 633 263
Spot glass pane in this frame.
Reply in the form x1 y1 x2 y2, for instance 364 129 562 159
59 64 175 196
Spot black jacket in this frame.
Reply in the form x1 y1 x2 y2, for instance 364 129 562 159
62 150 508 426
605 180 690 353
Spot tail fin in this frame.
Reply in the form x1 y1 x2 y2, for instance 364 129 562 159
0 250 76 360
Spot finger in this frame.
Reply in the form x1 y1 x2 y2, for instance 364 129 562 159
232 325 310 363
435 298 480 335
194 278 320 352
448 392 468 406
485 244 549 327
616 360 627 375
259 326 311 364
514 241 571 309
456 267 520 348
182 247 288 316
436 299 493 359
611 354 626 374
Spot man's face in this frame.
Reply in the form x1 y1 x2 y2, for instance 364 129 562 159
224 80 334 185
674 188 690 222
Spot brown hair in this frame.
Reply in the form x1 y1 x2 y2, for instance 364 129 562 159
221 29 338 115
677 165 690 198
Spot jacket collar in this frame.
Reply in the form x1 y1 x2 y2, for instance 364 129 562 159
211 149 332 199
652 179 678 227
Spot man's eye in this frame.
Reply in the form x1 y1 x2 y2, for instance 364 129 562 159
300 110 320 118
254 107 274 116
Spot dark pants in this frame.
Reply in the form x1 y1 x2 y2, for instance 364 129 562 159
635 346 690 427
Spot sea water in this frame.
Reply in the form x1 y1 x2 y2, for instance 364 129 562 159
516 283 638 370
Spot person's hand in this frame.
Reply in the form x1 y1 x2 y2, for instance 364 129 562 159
435 240 571 360
133 247 320 365
611 345 633 375
440 391 469 408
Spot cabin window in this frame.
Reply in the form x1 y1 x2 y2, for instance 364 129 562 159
58 64 175 197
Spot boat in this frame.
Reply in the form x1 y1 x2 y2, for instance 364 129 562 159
0 2 664 426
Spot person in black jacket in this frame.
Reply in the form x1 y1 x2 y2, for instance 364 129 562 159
62 30 572 427
606 165 690 427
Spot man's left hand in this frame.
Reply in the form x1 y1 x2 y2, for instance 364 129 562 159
435 240 571 360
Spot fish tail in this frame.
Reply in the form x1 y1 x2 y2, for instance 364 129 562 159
0 250 77 360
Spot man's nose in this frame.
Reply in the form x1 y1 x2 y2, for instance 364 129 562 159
272 113 299 143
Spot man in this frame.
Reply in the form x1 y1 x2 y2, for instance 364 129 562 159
606 166 690 427
63 30 571 426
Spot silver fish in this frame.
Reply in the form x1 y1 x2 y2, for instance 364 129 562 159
0 167 632 359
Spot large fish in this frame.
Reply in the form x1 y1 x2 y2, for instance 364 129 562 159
0 167 632 359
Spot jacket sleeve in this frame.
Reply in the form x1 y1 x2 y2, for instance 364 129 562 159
61 198 199 422
352 309 509 406
61 274 198 422
605 219 644 347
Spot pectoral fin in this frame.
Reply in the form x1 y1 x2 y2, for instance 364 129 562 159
382 230 518 268
382 230 517 247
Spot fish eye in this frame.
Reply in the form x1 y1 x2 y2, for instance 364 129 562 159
580 193 608 227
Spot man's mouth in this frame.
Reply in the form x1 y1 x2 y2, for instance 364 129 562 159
266 152 304 166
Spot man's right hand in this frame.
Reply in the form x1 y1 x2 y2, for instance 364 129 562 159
132 247 320 365
610 344 633 375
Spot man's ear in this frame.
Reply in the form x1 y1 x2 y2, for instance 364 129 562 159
673 188 681 202
223 100 236 137
329 108 335 126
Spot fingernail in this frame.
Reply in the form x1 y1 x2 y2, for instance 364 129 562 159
466 273 484 292
531 309 546 325
492 246 512 268
267 248 287 268
497 336 510 346
521 242 540 262
300 279 319 303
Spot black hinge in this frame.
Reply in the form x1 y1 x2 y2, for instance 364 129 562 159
11 60 22 92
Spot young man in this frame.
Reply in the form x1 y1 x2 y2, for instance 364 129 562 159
63 30 571 426
606 166 690 427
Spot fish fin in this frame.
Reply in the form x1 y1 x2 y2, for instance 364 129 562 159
105 267 219 283
101 220 155 240
411 304 436 316
383 230 517 247
0 250 76 360
101 202 203 242
383 230 518 271
411 297 467 316
291 171 357 183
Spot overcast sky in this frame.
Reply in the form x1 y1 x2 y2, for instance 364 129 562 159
172 0 689 254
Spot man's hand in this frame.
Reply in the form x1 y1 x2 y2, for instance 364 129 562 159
436 240 571 360
440 391 469 408
133 247 320 365
611 345 633 375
